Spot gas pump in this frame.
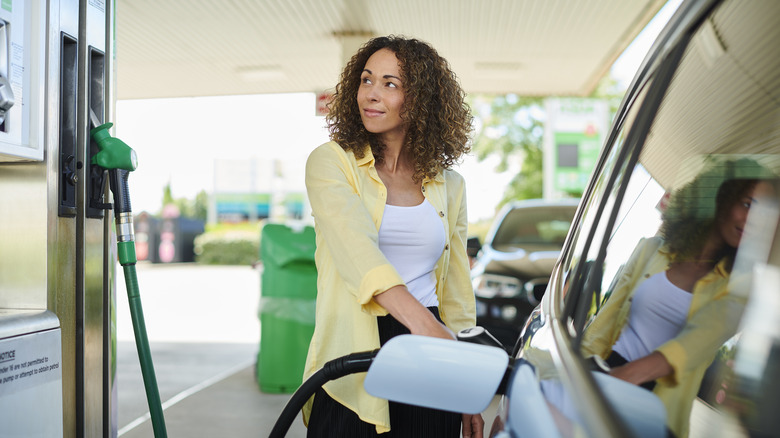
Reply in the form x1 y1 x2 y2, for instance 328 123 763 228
0 1 117 437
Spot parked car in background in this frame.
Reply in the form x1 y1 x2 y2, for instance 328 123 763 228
471 199 578 350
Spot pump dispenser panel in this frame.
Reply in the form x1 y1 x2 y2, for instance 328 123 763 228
86 47 108 218
0 0 115 436
0 2 41 161
58 33 78 217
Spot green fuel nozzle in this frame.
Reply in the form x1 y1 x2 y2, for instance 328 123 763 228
91 122 138 172
89 119 168 438
90 122 136 253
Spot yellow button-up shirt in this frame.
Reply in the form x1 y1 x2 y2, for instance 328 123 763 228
581 237 745 438
301 141 476 433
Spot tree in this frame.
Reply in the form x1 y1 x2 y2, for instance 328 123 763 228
161 182 175 206
469 93 545 209
469 74 625 210
589 73 625 118
159 183 208 221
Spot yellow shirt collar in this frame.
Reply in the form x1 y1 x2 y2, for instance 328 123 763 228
356 145 375 167
356 144 446 183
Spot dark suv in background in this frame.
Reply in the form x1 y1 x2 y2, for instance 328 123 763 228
470 199 578 350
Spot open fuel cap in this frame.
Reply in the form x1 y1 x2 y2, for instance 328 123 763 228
364 335 508 414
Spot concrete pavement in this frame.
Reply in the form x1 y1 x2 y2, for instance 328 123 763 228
116 263 306 437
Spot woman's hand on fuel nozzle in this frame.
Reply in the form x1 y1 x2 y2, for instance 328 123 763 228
420 320 457 341
462 413 485 438
373 285 456 340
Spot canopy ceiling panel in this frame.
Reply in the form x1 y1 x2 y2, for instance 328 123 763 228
116 0 666 100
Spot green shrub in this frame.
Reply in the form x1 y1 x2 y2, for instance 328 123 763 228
194 229 260 265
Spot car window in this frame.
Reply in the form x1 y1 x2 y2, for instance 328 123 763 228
564 0 780 436
556 79 655 328
492 206 576 247
565 0 780 324
579 2 780 326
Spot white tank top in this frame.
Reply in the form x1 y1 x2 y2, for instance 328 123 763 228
378 199 446 308
612 271 693 361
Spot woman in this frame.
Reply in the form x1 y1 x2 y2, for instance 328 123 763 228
581 162 772 437
302 36 483 437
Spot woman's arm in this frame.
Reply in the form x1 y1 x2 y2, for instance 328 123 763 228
609 351 673 385
373 285 455 339
613 275 744 387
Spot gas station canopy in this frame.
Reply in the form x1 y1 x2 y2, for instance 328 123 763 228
116 0 667 100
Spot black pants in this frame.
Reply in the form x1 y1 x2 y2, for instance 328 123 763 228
307 307 461 437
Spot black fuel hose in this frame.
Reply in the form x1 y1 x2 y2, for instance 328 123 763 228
268 350 378 438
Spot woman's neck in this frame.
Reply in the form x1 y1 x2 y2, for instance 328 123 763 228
379 139 411 176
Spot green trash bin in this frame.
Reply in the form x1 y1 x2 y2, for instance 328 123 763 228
256 223 317 393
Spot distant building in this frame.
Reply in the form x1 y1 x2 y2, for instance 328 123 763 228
210 158 307 223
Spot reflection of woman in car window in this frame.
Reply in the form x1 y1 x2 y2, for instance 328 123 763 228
581 160 773 438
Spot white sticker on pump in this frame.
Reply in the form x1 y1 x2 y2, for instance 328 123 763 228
0 328 63 436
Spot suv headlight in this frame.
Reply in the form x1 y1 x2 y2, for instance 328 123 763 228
472 273 521 299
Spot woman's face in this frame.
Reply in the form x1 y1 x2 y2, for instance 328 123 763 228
718 182 771 248
357 48 407 142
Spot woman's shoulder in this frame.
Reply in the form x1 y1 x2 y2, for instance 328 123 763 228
309 141 370 162
306 142 374 180
439 167 465 186
308 141 353 166
310 141 346 158
629 236 667 262
632 235 665 253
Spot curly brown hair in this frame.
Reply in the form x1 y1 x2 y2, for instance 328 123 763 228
660 158 772 267
326 35 473 182
662 178 756 266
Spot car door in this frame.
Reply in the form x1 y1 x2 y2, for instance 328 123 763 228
496 0 780 437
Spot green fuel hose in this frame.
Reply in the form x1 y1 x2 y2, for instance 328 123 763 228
92 121 168 438
118 242 167 438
